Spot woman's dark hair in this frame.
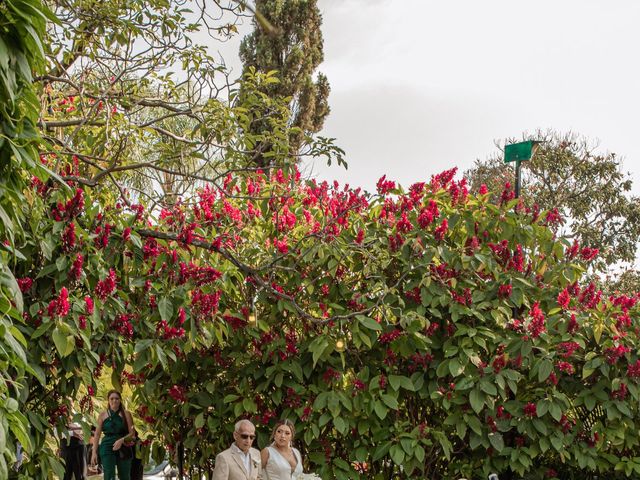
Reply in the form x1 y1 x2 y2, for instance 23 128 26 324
271 419 296 443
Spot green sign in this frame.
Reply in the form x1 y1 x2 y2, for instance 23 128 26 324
504 140 540 163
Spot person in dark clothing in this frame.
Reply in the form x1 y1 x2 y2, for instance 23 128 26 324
130 429 144 480
61 421 85 480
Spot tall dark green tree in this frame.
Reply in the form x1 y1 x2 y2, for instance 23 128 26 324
239 0 330 162
465 130 640 267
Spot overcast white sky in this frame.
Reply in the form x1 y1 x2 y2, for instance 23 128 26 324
221 0 640 194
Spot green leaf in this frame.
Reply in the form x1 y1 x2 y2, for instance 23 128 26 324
158 297 173 321
380 393 399 410
52 327 73 357
488 432 504 452
538 359 553 382
470 389 484 414
358 316 382 331
374 401 388 420
333 417 347 435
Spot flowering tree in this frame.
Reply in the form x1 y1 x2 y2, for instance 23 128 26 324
13 152 640 479
4 1 640 478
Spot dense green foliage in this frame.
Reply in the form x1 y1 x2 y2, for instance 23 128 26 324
0 0 58 476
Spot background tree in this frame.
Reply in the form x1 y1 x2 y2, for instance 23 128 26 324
239 0 331 160
464 130 640 267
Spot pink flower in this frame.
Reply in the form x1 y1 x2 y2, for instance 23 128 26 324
122 227 131 242
479 184 488 195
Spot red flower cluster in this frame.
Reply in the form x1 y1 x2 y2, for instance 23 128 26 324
190 289 221 320
93 223 112 249
559 413 575 433
378 329 402 345
557 288 570 309
580 247 599 261
113 313 134 339
523 402 537 417
178 262 222 286
610 382 628 400
417 200 440 228
85 296 94 314
156 320 185 340
558 342 580 358
527 302 546 338
376 175 395 195
434 219 448 241
322 368 341 384
222 314 247 332
62 222 76 252
168 385 187 403
605 345 631 364
47 287 70 318
95 269 117 300
627 360 640 378
498 284 512 299
70 253 83 280
556 361 574 375
17 277 33 293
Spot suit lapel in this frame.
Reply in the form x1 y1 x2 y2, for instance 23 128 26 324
231 450 250 480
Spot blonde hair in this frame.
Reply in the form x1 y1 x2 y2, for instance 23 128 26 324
271 419 296 443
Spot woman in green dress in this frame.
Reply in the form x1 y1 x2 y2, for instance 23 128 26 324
90 390 135 480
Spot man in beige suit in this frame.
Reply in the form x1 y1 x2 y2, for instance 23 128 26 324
213 419 262 480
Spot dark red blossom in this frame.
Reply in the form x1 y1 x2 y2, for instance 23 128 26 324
605 345 630 364
95 269 117 301
47 287 70 318
556 361 574 375
62 222 76 252
557 288 571 309
500 182 515 205
434 219 448 241
379 329 402 345
17 277 33 293
580 247 599 262
610 382 628 400
498 284 512 298
113 314 134 338
70 253 83 280
85 296 94 314
168 385 187 403
322 368 341 384
523 402 537 417
191 289 221 320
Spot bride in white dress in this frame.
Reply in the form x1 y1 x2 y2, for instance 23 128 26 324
261 419 304 480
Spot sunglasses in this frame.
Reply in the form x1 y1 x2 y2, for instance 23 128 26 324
238 433 256 440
